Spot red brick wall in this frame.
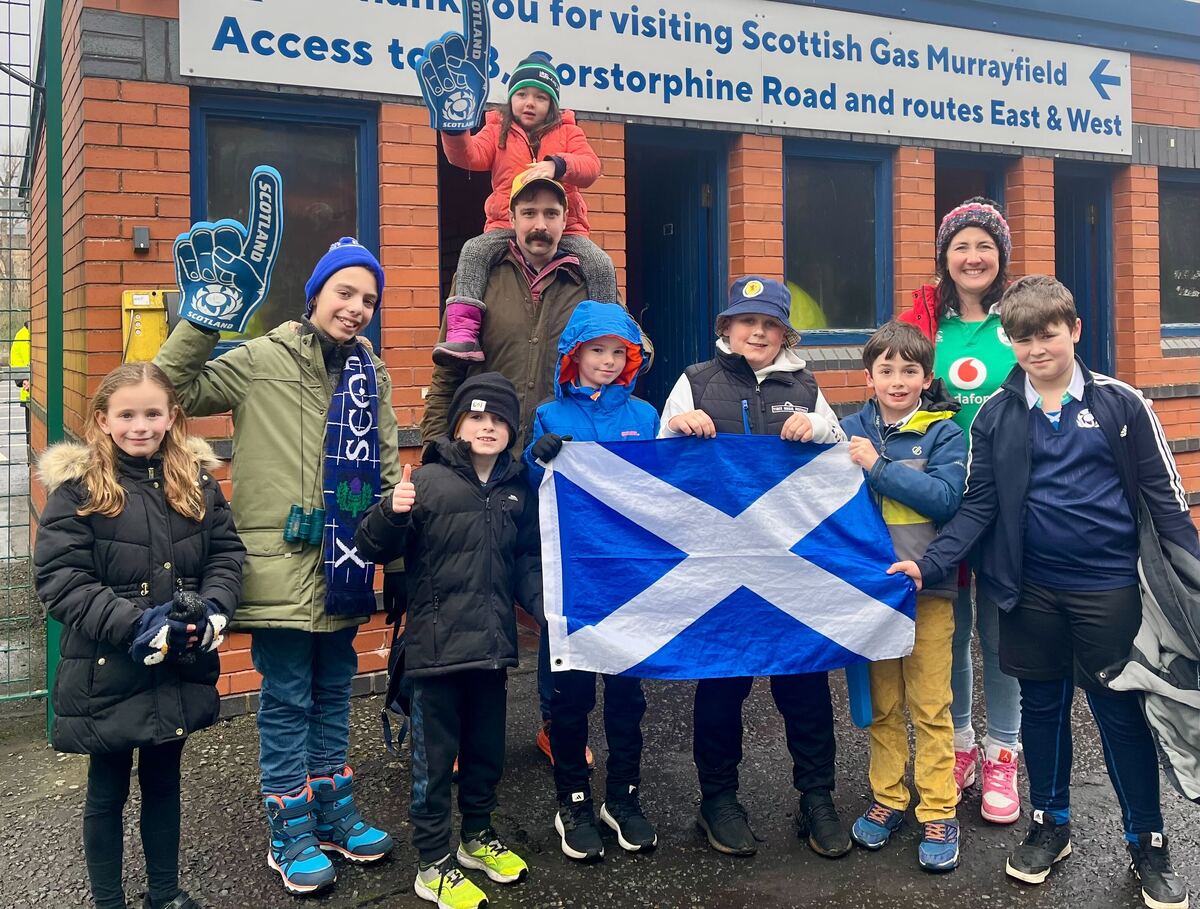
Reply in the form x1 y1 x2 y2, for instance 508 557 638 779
29 125 48 524
84 0 180 14
1004 157 1055 278
892 146 936 315
1132 55 1200 129
580 120 627 296
215 615 393 696
1114 165 1166 386
1124 61 1199 526
1111 164 1200 524
377 102 440 450
73 80 204 426
728 135 784 280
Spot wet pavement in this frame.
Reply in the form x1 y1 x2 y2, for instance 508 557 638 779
1 627 1196 909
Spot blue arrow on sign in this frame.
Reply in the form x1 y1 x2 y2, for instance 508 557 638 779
1090 58 1121 100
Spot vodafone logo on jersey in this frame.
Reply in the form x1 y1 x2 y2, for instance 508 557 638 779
948 357 988 390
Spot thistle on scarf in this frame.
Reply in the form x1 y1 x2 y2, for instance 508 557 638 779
321 346 382 616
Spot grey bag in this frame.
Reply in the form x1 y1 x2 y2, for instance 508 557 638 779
1102 497 1200 804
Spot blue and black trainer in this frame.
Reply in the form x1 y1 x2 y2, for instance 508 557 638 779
264 784 337 895
310 765 394 864
850 801 905 850
918 818 960 872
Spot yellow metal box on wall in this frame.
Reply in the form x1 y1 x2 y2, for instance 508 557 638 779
121 289 176 362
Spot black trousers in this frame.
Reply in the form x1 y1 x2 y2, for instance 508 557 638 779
409 669 507 863
693 673 836 800
1000 583 1164 836
83 739 185 909
548 669 647 802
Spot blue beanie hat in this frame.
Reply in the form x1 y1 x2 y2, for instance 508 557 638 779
304 237 385 316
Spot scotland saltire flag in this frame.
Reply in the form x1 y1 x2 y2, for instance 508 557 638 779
539 435 917 679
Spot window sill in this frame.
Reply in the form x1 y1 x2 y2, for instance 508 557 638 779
1161 335 1200 358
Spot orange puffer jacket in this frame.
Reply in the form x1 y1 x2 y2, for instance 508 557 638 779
441 109 600 236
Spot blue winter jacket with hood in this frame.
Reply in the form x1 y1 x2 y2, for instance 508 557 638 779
523 300 659 485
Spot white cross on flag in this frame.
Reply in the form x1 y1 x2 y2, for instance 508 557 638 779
539 435 917 679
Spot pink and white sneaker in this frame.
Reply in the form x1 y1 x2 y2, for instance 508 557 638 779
953 745 978 801
981 742 1021 824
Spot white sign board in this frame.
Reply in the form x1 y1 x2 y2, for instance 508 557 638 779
180 0 1132 155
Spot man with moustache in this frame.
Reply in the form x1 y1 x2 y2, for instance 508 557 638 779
420 169 635 772
422 170 613 452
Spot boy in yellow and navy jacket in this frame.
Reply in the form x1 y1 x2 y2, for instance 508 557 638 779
840 321 967 872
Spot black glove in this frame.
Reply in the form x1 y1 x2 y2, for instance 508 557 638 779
129 601 192 666
383 570 407 624
169 591 226 664
531 433 571 463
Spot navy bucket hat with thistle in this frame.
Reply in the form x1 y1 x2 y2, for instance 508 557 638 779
716 276 801 347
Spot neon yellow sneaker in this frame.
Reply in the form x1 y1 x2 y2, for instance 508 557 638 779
414 855 487 909
456 826 529 884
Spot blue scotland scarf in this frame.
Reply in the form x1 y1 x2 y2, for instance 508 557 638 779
321 346 382 616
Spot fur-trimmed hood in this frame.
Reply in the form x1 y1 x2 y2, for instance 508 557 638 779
37 436 222 493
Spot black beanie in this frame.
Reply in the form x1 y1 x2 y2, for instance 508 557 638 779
508 52 560 104
448 372 520 439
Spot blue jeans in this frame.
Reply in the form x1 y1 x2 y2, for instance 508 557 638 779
950 581 1021 746
251 627 359 795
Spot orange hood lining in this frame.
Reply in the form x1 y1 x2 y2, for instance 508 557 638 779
557 336 643 390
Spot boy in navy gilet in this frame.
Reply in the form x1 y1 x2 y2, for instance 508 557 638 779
659 277 850 860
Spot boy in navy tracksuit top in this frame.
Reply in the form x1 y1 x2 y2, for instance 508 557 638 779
892 276 1197 909
524 299 659 863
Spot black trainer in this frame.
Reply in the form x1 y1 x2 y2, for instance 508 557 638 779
1005 810 1072 884
1128 832 1189 909
600 785 658 852
797 790 851 858
697 792 757 856
142 892 202 909
555 792 604 862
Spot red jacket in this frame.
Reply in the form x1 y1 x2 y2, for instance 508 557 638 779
441 109 601 236
898 283 940 341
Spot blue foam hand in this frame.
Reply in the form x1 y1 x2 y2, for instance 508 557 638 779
415 0 491 131
174 165 283 334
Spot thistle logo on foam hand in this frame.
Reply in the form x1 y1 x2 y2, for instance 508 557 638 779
948 356 988 390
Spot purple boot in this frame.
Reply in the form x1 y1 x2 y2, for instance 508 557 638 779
432 296 486 367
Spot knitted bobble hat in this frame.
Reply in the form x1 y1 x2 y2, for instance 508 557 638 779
304 237 385 316
508 51 560 104
936 199 1012 266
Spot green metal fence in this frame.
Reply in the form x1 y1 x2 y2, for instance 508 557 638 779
0 0 43 713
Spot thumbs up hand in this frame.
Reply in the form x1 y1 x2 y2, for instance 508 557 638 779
391 464 416 514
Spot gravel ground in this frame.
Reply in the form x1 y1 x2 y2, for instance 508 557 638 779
1 627 1196 909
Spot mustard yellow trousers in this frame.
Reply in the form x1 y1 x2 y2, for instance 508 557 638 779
866 595 957 822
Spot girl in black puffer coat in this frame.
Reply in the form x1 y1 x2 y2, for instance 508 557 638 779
34 362 244 909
